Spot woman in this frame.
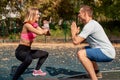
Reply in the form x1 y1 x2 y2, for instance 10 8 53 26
13 7 49 80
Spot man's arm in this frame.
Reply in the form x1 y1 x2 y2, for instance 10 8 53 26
72 35 85 45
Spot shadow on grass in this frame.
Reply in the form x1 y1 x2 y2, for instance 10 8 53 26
0 76 24 80
10 65 34 76
45 66 87 78
0 67 24 80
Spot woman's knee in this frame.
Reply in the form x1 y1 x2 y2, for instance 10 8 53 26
42 51 49 56
44 51 49 58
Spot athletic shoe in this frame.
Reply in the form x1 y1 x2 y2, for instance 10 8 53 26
96 71 102 78
32 69 47 76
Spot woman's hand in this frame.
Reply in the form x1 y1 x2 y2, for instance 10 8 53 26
43 28 49 35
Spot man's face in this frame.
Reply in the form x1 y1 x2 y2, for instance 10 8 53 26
78 8 86 23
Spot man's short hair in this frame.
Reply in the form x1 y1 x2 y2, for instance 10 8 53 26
80 5 93 17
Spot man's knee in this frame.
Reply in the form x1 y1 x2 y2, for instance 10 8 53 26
77 49 86 60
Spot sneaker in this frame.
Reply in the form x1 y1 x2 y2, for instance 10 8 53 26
96 72 102 78
32 69 47 76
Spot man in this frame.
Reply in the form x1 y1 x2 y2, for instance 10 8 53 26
71 5 116 80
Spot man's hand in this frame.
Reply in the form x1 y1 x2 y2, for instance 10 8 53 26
71 22 80 37
71 22 84 45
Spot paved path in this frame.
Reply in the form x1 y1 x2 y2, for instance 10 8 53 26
0 43 120 80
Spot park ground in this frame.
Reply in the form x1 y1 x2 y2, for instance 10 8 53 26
0 42 120 80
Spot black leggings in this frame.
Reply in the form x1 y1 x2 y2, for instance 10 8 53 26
12 45 49 80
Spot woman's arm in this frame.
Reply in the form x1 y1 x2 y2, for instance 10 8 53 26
25 23 48 35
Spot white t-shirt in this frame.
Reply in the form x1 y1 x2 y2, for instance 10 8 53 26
78 20 116 59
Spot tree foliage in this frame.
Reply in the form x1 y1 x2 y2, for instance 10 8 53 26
0 0 120 37
0 0 120 21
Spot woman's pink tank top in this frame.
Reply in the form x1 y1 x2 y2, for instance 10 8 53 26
21 22 38 41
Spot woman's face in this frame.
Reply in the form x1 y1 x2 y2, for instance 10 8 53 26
34 10 40 22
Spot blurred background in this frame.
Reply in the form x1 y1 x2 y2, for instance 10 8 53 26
0 0 120 43
0 1 120 80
